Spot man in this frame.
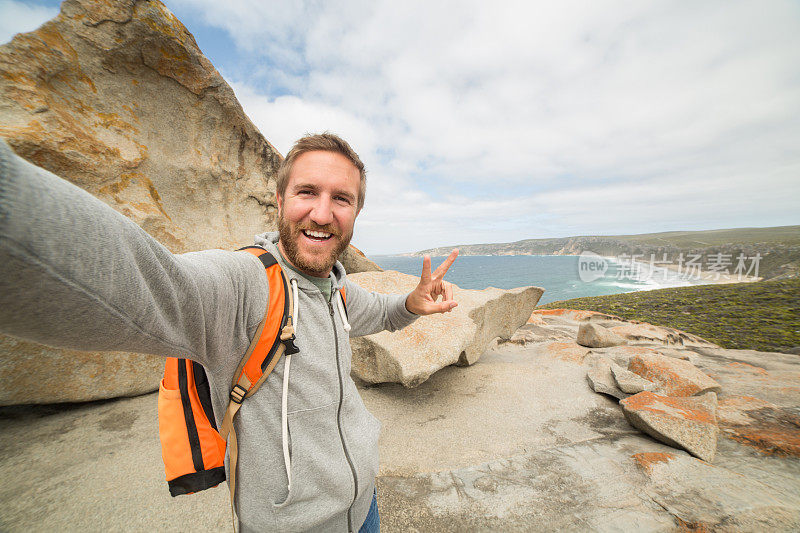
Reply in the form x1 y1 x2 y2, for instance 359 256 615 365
0 133 458 532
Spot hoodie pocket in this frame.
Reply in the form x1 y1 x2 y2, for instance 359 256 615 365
271 402 352 530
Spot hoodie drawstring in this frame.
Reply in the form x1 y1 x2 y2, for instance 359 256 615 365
336 289 351 333
282 278 299 492
281 279 351 496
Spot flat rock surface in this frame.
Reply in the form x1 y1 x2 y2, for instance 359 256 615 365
3 321 799 531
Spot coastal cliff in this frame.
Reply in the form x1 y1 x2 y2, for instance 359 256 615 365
414 225 800 280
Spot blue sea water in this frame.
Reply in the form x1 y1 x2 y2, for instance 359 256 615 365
368 254 701 305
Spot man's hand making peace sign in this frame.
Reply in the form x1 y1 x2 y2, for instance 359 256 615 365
404 249 459 315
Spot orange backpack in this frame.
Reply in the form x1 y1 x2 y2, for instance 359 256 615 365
157 246 346 506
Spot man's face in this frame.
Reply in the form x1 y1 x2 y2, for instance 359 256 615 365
277 150 361 278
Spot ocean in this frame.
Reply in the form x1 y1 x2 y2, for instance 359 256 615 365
368 254 704 305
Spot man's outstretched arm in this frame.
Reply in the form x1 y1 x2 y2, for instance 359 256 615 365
0 139 266 364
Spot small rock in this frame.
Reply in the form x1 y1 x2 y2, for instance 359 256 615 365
620 391 719 462
577 322 627 348
609 323 715 348
628 353 721 397
610 361 655 394
586 357 629 400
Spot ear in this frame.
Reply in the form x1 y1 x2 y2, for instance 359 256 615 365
276 192 283 216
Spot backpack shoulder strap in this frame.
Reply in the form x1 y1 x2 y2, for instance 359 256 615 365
230 246 299 396
218 245 298 527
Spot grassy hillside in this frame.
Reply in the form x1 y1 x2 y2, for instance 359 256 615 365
607 225 800 248
536 279 800 354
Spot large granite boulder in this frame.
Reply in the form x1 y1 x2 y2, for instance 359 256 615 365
348 270 544 387
0 0 378 405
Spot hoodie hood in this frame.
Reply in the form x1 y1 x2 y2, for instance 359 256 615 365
253 231 347 294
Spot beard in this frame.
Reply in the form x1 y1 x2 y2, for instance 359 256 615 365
277 213 353 277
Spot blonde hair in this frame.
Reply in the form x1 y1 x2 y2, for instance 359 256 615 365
276 132 366 212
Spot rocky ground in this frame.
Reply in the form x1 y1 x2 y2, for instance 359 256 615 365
1 309 798 532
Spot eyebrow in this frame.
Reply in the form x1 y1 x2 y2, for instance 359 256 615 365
293 182 356 202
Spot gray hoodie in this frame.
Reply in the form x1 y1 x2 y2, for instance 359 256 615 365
0 139 419 531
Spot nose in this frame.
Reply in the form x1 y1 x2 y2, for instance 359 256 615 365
309 194 334 227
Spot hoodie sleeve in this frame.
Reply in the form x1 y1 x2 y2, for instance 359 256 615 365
0 139 267 367
343 278 420 338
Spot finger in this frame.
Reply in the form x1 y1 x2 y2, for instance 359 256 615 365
432 281 444 302
444 281 453 302
419 297 458 315
420 255 432 284
438 300 458 313
432 248 459 279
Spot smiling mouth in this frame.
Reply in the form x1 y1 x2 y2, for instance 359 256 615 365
302 229 334 242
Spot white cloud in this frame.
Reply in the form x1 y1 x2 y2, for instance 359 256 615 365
170 0 800 254
0 0 58 44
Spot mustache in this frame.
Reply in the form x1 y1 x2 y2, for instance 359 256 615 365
297 224 340 237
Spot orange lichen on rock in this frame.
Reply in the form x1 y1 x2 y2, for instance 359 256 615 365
726 362 768 376
531 309 621 321
621 391 717 425
526 313 547 326
675 518 712 532
95 112 139 134
718 402 800 458
632 452 676 474
614 346 663 357
544 342 590 363
628 354 720 397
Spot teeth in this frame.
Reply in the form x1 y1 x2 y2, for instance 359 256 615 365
304 230 332 238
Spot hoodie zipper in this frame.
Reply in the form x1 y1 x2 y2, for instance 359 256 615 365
329 296 358 532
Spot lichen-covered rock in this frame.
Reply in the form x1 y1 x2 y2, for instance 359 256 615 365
349 271 543 387
628 353 721 397
577 322 627 348
0 0 379 404
621 391 719 462
717 395 800 457
611 361 655 394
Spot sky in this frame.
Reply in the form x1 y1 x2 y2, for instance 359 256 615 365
2 1 800 255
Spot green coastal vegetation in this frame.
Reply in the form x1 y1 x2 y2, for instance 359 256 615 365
537 278 800 354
